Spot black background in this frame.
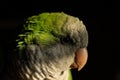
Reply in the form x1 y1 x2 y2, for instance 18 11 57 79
0 0 119 80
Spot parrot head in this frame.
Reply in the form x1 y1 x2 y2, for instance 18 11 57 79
15 12 88 80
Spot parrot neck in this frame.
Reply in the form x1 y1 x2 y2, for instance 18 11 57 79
17 44 75 80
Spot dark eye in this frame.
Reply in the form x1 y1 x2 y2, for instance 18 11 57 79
60 36 73 44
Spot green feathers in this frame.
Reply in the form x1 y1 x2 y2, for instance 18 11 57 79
16 12 71 49
16 12 87 51
68 70 73 80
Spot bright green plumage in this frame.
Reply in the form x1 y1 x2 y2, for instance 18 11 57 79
16 12 72 49
68 70 73 80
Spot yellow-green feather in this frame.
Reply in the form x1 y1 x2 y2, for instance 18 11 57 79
16 12 72 49
68 70 73 80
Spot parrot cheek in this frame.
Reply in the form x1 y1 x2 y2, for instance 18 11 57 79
70 48 88 71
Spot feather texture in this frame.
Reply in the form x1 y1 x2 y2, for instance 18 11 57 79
1 12 88 80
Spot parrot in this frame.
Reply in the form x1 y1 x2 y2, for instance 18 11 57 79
1 12 88 80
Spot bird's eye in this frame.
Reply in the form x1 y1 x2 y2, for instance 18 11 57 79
60 36 73 44
62 37 69 42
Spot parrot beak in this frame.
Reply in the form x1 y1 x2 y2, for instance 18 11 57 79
70 48 88 71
